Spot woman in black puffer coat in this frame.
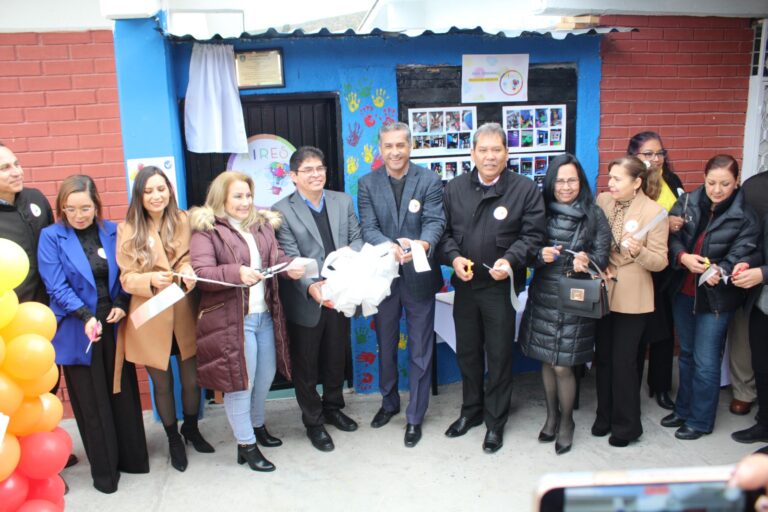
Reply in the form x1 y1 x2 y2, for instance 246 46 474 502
519 153 611 455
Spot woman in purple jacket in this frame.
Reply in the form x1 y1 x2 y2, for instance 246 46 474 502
189 171 303 472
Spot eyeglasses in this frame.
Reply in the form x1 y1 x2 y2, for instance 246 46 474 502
63 206 94 215
554 178 579 188
295 166 327 175
636 150 667 160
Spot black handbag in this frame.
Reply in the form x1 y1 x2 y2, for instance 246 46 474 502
557 257 610 319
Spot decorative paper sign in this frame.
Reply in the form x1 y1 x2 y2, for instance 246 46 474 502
462 54 529 103
412 156 474 183
409 106 476 158
227 134 297 208
507 152 566 190
126 156 178 201
503 104 566 154
131 283 186 330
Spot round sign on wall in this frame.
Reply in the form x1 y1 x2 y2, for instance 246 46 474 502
227 134 297 208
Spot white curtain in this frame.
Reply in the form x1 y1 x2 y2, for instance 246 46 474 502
184 43 248 154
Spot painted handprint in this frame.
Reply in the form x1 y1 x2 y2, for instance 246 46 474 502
361 372 374 384
356 351 376 365
345 92 360 113
398 333 408 350
346 155 359 175
378 107 397 126
363 144 374 164
372 88 388 108
346 122 362 147
355 326 369 344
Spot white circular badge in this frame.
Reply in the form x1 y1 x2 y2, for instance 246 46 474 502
408 199 421 213
493 206 508 220
148 236 155 249
625 220 639 233
97 248 107 259
30 203 41 217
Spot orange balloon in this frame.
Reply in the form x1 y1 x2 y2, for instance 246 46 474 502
0 370 23 415
32 393 63 433
16 364 59 397
0 334 5 367
0 302 57 342
8 396 43 436
0 432 21 481
1 334 55 381
0 290 19 330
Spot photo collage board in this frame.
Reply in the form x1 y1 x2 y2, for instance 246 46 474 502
409 107 477 158
503 104 566 153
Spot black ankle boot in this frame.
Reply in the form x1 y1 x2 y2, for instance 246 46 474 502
164 423 188 472
254 425 283 447
237 443 275 472
180 414 215 453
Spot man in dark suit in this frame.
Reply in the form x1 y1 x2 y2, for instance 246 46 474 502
273 146 363 452
357 122 445 447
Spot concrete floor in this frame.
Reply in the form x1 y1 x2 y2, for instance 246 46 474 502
61 370 758 512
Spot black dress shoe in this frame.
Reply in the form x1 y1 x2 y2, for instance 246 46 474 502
307 426 335 452
237 443 275 472
590 422 610 437
65 454 79 468
732 424 768 444
608 435 630 447
483 428 504 453
655 392 675 411
555 441 572 455
254 425 283 447
661 412 685 428
538 430 556 443
675 425 707 440
371 407 400 428
323 410 358 432
445 415 483 438
404 424 422 447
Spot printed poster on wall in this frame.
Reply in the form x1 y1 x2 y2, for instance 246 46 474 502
409 106 476 158
462 54 529 103
508 152 566 190
227 134 297 208
503 104 566 154
412 156 474 182
126 156 179 201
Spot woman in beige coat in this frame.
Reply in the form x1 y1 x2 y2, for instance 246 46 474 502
116 166 213 472
592 156 669 447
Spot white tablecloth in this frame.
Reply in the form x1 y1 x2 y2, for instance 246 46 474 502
434 289 528 352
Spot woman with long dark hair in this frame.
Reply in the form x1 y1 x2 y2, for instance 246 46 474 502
38 175 148 493
116 166 213 472
519 154 611 455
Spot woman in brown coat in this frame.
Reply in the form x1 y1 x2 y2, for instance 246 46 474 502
189 171 303 472
592 156 669 447
116 166 213 473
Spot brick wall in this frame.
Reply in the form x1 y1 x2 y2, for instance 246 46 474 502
598 16 754 189
0 30 152 416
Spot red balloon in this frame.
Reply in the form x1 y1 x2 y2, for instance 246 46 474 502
0 470 29 512
17 432 70 480
16 500 62 512
50 427 72 454
27 475 65 505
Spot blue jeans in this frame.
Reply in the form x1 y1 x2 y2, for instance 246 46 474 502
673 294 733 433
223 312 276 445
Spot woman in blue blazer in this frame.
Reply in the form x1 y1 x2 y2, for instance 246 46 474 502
38 175 148 493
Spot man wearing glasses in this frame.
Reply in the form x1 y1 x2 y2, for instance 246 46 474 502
0 142 54 303
273 146 363 452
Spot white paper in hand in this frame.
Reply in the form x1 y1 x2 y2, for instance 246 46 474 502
131 283 186 329
396 238 431 273
286 257 319 279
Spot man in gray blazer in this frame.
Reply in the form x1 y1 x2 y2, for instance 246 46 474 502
357 122 445 447
273 146 363 453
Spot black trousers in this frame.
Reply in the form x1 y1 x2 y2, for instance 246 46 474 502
288 308 349 427
453 282 515 430
749 307 768 426
595 312 648 441
63 307 149 493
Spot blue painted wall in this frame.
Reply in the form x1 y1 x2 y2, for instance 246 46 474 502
113 20 603 393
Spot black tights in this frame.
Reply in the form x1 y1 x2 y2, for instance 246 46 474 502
146 356 200 428
541 364 577 445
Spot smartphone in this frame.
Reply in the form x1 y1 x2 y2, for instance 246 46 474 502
535 465 756 512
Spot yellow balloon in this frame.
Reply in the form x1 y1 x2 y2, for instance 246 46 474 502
0 290 19 330
0 302 57 342
7 396 43 436
0 239 29 296
0 432 20 481
0 335 4 367
32 392 63 433
0 370 23 416
1 334 56 381
16 363 59 397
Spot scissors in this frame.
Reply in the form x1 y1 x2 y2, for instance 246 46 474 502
256 262 288 278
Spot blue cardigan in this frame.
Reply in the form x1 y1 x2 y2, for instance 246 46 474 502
37 220 124 366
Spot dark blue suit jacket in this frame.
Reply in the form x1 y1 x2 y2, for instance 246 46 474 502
38 220 124 365
357 162 446 299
